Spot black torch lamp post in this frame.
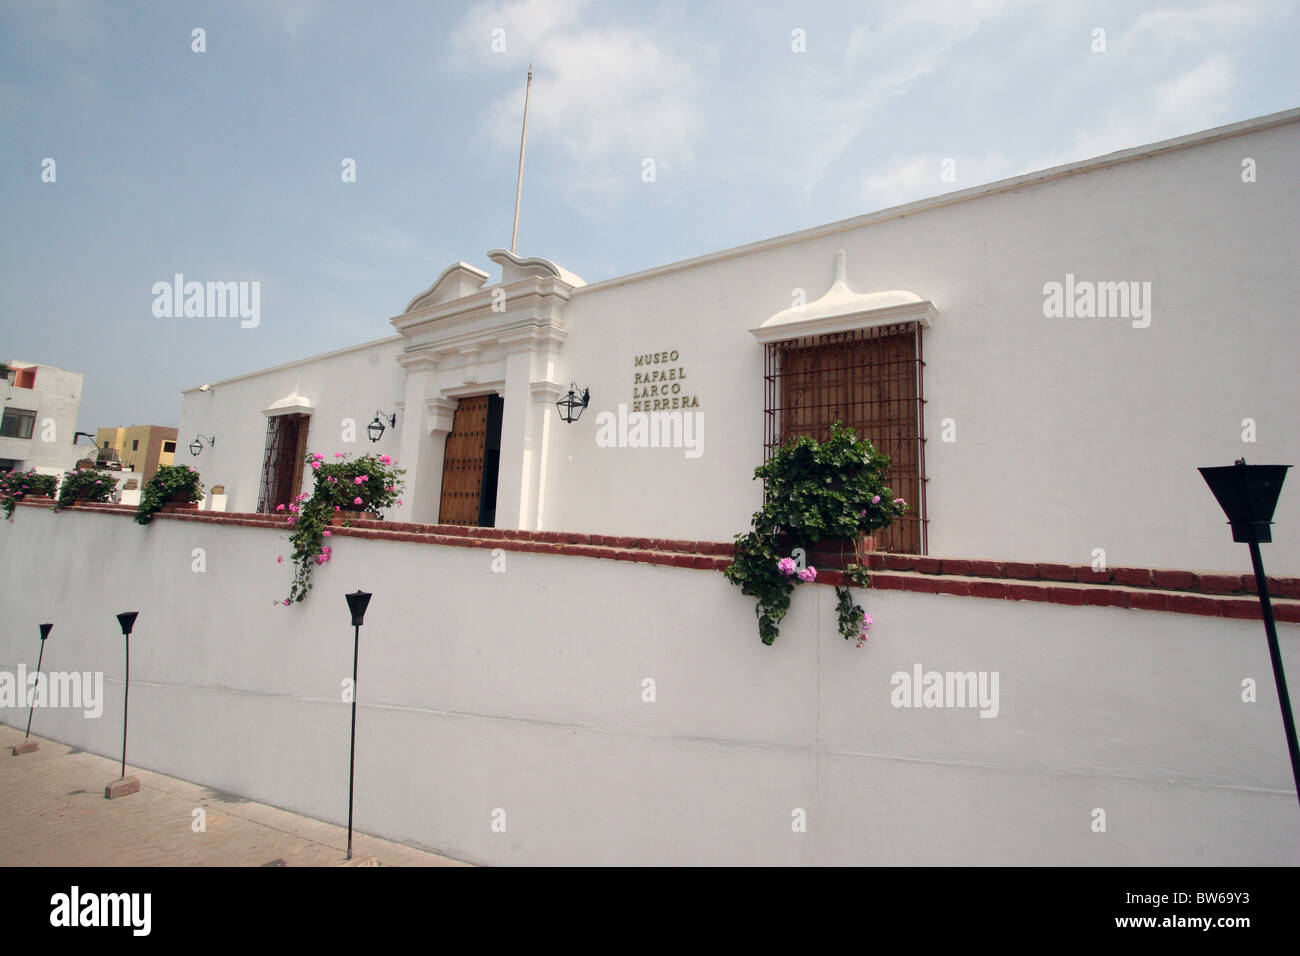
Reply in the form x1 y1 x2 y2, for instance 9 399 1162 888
12 624 53 755
106 611 141 798
344 590 372 860
1198 459 1298 808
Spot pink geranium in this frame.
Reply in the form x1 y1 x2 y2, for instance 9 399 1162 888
777 557 796 576
353 496 362 505
796 566 817 582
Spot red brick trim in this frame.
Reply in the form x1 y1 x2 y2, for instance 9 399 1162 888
14 500 1298 622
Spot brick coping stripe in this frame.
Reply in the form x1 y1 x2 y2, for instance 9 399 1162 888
17 500 1300 624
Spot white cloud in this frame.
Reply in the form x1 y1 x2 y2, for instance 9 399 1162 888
859 151 1009 211
761 0 1023 195
452 0 708 213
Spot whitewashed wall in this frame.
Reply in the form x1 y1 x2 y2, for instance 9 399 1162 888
176 115 1300 576
546 116 1300 573
2 508 1296 866
177 337 406 515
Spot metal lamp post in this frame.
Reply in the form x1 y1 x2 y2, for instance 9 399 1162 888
1198 459 1297 808
11 624 53 756
106 611 141 799
344 590 372 860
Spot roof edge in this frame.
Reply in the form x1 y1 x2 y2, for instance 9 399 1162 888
575 107 1300 297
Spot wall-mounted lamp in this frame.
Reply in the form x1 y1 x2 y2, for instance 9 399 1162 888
556 383 590 424
367 411 397 443
189 434 215 457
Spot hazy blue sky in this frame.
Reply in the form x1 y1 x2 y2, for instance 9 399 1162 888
2 0 1297 431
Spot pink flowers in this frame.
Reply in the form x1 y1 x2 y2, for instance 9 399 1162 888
353 496 362 505
779 557 817 582
353 475 368 485
276 503 285 511
335 452 345 458
893 498 905 506
327 476 337 484
871 495 881 505
311 461 321 470
396 499 403 507
856 612 874 649
322 529 332 537
276 556 283 564
379 455 392 465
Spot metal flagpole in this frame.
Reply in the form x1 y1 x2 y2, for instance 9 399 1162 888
511 63 533 254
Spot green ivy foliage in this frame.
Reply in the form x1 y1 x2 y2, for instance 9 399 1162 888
724 423 905 645
53 468 118 511
281 452 407 605
135 464 205 525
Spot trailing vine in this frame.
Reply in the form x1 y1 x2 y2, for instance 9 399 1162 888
278 451 406 605
724 423 906 646
135 464 204 525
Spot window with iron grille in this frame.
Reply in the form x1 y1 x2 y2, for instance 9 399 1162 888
257 413 310 514
763 323 927 554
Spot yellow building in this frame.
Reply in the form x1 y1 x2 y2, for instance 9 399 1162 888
94 425 178 483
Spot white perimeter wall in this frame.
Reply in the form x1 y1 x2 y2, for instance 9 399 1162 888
2 507 1297 866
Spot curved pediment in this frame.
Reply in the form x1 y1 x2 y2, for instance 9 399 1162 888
404 262 491 314
487 248 586 288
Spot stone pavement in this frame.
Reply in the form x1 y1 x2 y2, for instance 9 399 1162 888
0 726 469 866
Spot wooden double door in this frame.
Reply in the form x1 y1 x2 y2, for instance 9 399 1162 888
439 395 504 527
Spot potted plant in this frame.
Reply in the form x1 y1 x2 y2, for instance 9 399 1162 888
53 467 118 511
0 470 59 520
277 451 406 605
724 423 907 646
135 464 205 525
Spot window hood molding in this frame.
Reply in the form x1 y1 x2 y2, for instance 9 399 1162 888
750 249 937 344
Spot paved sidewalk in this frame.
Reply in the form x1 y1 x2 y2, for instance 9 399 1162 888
0 726 469 867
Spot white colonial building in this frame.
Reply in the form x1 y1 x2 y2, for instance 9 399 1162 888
5 109 1299 868
180 109 1300 576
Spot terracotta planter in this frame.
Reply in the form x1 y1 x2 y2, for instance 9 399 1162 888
160 501 200 513
329 510 372 526
777 533 876 570
23 495 54 505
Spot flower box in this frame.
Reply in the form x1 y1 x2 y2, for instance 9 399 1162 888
778 534 876 570
329 510 374 526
